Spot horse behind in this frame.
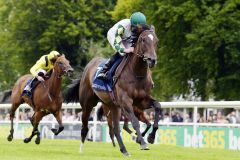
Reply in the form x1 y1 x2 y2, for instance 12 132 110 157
64 25 161 156
7 55 73 144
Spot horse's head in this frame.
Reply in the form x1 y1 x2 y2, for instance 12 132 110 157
135 25 158 68
54 54 74 77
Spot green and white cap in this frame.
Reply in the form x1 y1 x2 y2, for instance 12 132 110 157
130 12 146 25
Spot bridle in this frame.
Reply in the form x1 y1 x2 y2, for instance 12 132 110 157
54 60 72 78
53 61 64 78
113 29 157 84
132 29 156 62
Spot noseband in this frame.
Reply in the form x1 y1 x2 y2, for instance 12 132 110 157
54 61 67 78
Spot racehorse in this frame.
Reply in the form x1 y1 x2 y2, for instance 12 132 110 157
7 55 73 144
99 104 151 147
64 25 161 156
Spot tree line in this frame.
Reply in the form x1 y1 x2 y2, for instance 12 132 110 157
0 0 239 101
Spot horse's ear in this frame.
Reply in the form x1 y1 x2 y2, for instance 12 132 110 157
150 25 155 32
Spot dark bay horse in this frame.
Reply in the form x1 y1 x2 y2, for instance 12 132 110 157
64 26 161 156
7 55 73 144
100 104 151 147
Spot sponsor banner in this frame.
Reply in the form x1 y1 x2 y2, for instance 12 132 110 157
150 125 240 150
1 122 240 150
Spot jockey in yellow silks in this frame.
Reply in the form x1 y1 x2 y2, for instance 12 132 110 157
97 12 147 80
22 51 61 101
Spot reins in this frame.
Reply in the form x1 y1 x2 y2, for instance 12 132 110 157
113 29 156 85
42 61 64 101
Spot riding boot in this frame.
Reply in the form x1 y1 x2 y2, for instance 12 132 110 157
97 52 121 80
22 78 37 107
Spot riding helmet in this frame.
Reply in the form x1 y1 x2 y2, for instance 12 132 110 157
48 51 61 59
130 12 147 25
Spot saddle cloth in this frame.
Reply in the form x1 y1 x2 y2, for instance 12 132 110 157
22 71 52 97
92 57 123 92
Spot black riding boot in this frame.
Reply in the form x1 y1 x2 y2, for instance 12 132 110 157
97 53 121 80
22 77 38 107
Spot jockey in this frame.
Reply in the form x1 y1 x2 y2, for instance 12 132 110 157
22 51 61 103
97 12 147 80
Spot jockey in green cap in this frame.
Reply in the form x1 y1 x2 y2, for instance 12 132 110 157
97 12 147 80
22 51 61 105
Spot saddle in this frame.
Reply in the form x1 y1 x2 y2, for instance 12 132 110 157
92 55 129 92
22 70 53 107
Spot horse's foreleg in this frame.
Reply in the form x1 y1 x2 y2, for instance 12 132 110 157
24 111 44 144
124 109 148 150
111 107 129 156
51 111 64 135
121 99 148 150
123 118 137 141
123 118 132 134
134 108 151 137
147 100 161 144
140 114 151 137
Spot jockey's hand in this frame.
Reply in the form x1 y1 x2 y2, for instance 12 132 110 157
124 47 134 53
37 76 44 82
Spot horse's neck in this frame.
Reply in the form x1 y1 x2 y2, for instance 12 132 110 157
48 70 62 96
128 51 148 77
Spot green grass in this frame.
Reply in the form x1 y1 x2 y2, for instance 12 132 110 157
0 138 240 160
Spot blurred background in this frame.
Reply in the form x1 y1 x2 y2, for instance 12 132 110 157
0 0 240 102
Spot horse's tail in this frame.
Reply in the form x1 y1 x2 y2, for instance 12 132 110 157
1 89 12 103
63 77 81 103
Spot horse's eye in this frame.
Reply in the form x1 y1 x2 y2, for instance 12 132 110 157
57 61 63 65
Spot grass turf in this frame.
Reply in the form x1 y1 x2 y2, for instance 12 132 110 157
0 138 240 160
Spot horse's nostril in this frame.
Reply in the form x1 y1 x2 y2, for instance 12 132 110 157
68 68 74 73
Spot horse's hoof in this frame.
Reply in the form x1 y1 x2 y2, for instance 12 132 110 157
120 148 130 157
122 152 131 157
7 135 13 141
51 128 58 134
59 126 64 132
147 134 155 144
24 138 31 143
112 142 116 147
140 144 149 150
141 132 146 137
35 137 40 145
136 136 141 144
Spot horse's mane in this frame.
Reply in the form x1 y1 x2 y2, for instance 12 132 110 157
134 24 151 36
140 24 151 31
